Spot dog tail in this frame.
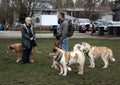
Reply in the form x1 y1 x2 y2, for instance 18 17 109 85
73 44 81 51
109 49 115 62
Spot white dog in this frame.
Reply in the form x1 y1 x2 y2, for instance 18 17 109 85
49 46 85 76
50 43 72 71
73 44 82 51
80 42 116 68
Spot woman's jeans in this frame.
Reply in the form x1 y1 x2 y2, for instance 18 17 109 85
61 38 69 51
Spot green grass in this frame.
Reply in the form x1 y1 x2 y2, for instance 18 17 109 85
0 38 120 85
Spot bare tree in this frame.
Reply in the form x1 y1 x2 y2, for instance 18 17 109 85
0 0 14 29
24 0 37 17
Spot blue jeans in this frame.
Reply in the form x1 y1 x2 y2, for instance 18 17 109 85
61 38 69 51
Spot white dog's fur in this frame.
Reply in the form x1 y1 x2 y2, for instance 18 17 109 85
50 47 85 76
50 43 72 71
78 42 116 68
73 44 82 51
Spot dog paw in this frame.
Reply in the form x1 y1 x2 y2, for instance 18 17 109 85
89 65 93 68
55 68 59 70
78 72 83 75
51 65 54 68
102 66 107 69
89 66 95 68
16 59 20 63
59 73 63 75
91 66 95 68
31 60 34 63
62 74 67 76
55 66 58 68
67 67 72 71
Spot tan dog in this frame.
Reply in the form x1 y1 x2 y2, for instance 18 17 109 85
80 42 116 68
7 43 35 63
49 45 85 76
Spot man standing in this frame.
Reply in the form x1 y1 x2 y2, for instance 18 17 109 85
57 12 69 51
21 17 37 64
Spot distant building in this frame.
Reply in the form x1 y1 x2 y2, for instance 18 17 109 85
98 7 114 21
32 0 114 21
99 13 113 21
113 0 120 21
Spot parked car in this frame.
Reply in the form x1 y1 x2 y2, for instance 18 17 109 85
74 18 91 33
93 21 120 35
93 21 110 32
107 21 120 27
107 21 120 35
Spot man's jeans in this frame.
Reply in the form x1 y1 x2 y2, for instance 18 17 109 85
61 38 69 51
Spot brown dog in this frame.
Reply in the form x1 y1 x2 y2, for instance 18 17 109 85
7 43 35 63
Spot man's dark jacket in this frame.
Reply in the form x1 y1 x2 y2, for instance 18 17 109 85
21 24 36 49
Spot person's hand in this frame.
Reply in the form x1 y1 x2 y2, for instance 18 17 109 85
30 37 33 41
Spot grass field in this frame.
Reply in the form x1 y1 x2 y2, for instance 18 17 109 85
0 38 120 85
